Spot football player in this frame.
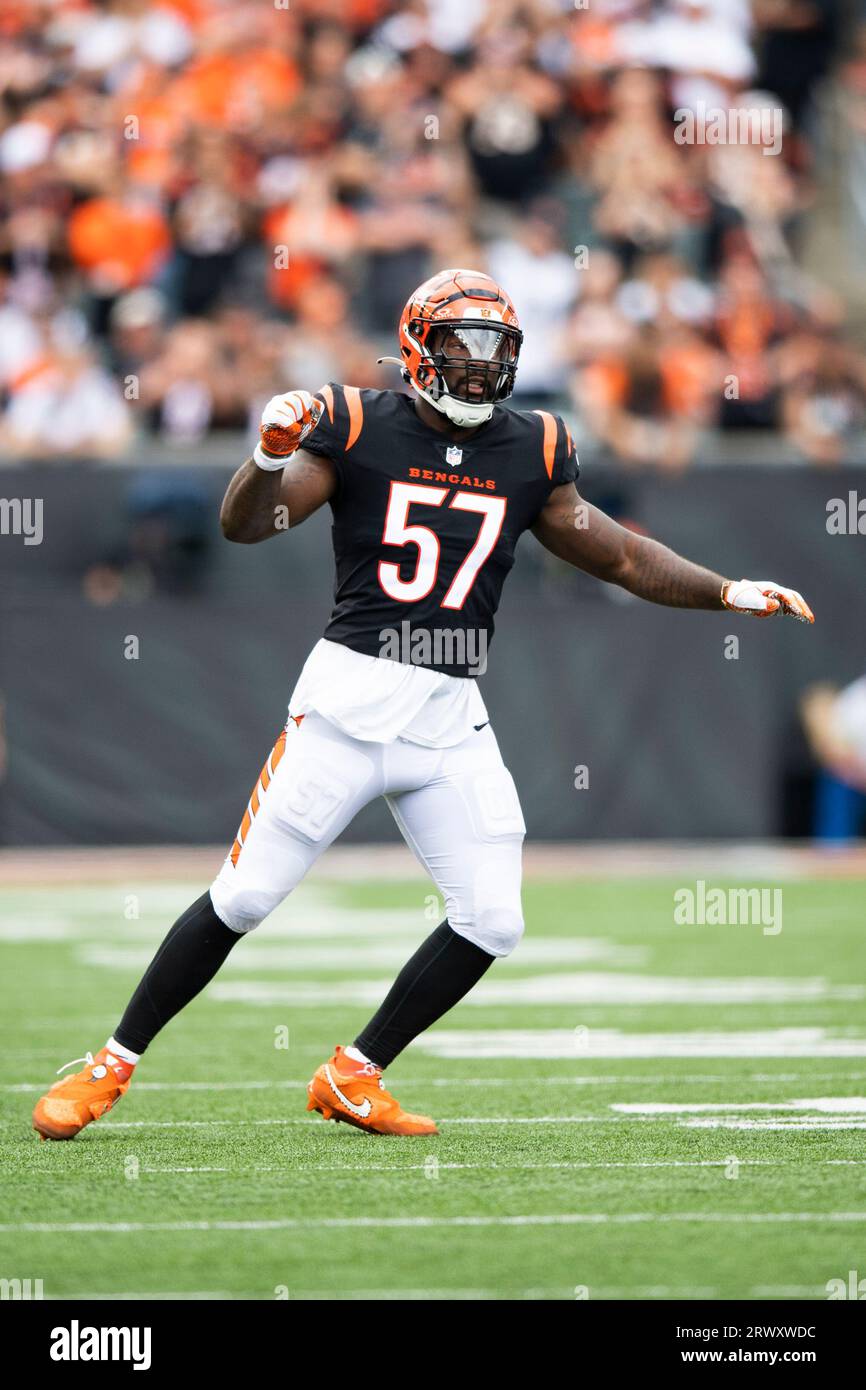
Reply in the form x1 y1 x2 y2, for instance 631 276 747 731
33 269 814 1140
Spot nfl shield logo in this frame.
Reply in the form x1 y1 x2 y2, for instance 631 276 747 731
445 445 463 466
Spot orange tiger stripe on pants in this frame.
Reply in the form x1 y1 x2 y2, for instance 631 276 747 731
230 727 289 867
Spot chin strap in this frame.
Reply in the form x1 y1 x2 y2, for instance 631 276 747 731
377 357 494 426
415 380 494 427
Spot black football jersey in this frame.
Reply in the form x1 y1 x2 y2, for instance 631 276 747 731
302 384 578 678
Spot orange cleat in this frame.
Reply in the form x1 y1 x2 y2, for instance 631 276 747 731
306 1045 439 1136
32 1047 135 1141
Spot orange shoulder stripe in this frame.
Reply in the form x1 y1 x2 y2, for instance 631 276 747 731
343 385 363 451
534 410 558 480
319 383 335 423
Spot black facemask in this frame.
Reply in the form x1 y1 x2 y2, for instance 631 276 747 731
423 321 522 404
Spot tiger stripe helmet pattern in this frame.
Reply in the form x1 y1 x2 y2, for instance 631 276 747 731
393 268 523 428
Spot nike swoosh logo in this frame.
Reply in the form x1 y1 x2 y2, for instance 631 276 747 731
324 1064 373 1118
473 721 489 731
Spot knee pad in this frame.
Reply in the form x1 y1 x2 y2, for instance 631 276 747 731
209 847 308 934
461 905 525 957
209 876 276 935
446 824 525 957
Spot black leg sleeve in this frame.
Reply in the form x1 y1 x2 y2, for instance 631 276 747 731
353 920 495 1069
113 891 241 1055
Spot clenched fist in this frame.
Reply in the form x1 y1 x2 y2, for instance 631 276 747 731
254 390 324 470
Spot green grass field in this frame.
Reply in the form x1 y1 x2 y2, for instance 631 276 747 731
2 869 865 1301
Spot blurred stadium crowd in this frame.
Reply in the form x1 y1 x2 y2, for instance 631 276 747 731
1 0 864 467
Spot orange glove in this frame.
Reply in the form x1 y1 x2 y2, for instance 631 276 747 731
722 579 814 623
254 390 323 470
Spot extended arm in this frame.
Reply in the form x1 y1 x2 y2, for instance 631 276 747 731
532 483 814 620
220 390 337 544
220 448 336 543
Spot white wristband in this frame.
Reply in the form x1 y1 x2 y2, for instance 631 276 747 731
253 441 292 471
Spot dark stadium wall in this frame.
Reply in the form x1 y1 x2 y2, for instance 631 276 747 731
0 463 860 846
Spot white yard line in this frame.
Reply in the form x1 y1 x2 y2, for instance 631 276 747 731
207 976 863 1007
683 1117 866 1130
412 1028 866 1059
45 1286 719 1300
8 1071 866 1093
614 1098 866 1114
3 1080 311 1094
4 1115 645 1130
9 1109 862 1130
86 1115 646 1128
46 1291 237 1301
79 940 644 970
749 1286 833 1299
137 1157 866 1175
47 1283 826 1300
3 1212 866 1234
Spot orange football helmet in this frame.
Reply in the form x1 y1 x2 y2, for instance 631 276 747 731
380 268 523 427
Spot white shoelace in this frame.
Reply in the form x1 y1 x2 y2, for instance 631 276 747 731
56 1051 94 1076
358 1061 385 1089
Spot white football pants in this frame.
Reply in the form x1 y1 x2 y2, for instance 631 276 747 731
210 712 526 957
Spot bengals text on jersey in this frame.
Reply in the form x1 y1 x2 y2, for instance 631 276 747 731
302 383 578 679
